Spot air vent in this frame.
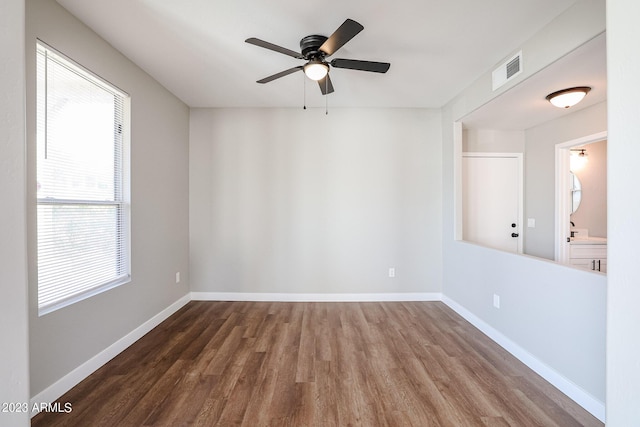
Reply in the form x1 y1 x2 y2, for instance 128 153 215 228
506 56 520 78
492 51 522 91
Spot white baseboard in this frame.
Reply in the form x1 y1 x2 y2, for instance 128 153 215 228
190 291 442 302
441 295 605 423
29 293 191 417
29 291 604 423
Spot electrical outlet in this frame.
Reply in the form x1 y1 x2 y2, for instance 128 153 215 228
493 294 500 309
388 267 396 278
175 272 181 284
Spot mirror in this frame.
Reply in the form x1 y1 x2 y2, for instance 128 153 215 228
458 33 607 263
570 172 582 214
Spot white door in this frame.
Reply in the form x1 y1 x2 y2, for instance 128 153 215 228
462 153 522 254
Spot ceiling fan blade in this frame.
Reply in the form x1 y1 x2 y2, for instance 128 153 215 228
318 74 335 95
331 58 390 73
245 37 303 59
319 19 364 57
257 66 303 83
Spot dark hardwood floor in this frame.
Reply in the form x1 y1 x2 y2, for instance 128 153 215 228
32 301 602 426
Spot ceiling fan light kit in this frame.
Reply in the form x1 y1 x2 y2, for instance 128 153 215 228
245 18 390 96
304 60 329 81
545 86 591 108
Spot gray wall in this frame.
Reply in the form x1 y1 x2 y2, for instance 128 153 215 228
0 0 30 425
524 101 607 259
190 108 443 295
463 129 525 153
26 0 190 396
460 102 607 261
442 0 607 409
6 0 640 424
606 0 640 423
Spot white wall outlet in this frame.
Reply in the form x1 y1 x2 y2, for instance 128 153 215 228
493 294 500 309
388 267 396 278
175 272 181 284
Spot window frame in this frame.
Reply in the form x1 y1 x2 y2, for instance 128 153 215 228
36 40 131 316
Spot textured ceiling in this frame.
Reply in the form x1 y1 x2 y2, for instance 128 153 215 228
57 0 577 109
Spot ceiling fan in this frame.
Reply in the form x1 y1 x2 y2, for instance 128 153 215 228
245 18 390 95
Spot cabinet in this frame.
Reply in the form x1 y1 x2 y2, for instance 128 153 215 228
569 243 607 273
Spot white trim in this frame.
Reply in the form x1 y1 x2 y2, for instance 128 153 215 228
441 295 605 422
190 292 441 302
29 293 191 417
453 121 463 241
29 291 604 422
554 131 607 264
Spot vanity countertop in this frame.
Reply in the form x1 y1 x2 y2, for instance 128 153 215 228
570 237 607 245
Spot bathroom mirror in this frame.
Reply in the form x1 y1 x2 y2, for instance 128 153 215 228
570 172 582 214
458 33 607 262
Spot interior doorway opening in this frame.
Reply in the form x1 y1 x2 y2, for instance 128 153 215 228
555 131 608 266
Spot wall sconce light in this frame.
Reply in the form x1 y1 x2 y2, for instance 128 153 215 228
570 148 588 171
546 86 591 108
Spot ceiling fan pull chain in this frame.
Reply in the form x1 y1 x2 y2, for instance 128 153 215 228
246 19 389 99
325 77 329 115
303 72 307 110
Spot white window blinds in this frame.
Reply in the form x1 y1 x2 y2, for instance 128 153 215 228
36 41 131 315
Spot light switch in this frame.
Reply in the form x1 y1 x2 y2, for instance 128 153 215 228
527 218 536 228
493 294 500 309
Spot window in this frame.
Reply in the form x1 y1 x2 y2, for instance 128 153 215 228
36 41 130 315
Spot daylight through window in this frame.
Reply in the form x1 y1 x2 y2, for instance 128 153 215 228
36 41 131 315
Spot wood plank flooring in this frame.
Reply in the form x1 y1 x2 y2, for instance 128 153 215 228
32 301 603 426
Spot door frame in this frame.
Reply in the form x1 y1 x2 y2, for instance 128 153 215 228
462 152 524 254
555 130 607 264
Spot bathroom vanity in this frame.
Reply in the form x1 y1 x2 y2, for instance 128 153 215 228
569 237 607 273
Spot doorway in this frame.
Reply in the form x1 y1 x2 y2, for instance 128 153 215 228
462 152 523 254
555 131 608 265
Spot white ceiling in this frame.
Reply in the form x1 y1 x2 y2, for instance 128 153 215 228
56 0 579 109
462 32 607 130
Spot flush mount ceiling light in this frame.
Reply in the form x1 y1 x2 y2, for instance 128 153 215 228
546 86 591 108
303 60 329 81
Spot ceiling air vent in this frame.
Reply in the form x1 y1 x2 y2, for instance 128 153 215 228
492 51 522 91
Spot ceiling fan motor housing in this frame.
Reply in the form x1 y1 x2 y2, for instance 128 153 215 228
245 18 390 95
300 35 328 60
